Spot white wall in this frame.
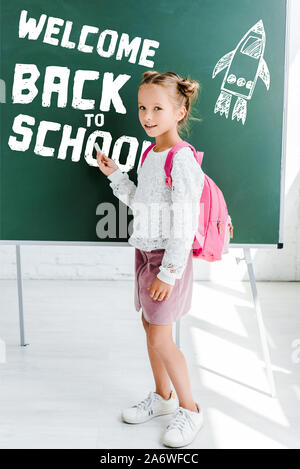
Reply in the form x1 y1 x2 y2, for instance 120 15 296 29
0 0 299 281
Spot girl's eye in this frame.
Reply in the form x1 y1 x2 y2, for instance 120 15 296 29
139 106 161 110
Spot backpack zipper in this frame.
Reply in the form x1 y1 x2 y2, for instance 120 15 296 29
215 179 226 235
201 176 213 251
136 250 148 309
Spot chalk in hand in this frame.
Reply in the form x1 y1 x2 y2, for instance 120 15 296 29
94 142 109 162
94 142 105 164
94 142 101 154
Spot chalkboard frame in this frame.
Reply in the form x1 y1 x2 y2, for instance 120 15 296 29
277 0 291 249
0 0 291 250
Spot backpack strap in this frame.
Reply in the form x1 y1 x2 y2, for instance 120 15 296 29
164 141 203 188
140 141 204 188
196 150 204 166
140 142 156 167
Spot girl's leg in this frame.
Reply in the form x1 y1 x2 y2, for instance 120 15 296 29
141 312 172 400
148 322 198 413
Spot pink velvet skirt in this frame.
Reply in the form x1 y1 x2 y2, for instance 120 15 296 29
134 247 193 325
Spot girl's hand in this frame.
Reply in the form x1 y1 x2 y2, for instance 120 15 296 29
147 277 173 301
96 151 119 177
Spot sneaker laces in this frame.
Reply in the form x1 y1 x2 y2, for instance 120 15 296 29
134 391 159 413
166 407 195 433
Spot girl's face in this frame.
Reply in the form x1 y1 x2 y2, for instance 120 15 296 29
138 84 185 137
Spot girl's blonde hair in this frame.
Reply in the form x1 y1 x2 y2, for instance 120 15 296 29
139 71 202 137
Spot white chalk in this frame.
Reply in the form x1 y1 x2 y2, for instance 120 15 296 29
94 142 101 153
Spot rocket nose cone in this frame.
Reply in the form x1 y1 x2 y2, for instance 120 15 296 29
252 19 265 35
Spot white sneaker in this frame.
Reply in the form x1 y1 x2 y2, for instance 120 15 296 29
162 402 204 447
122 390 178 424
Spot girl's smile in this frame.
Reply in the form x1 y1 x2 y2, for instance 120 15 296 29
144 124 157 130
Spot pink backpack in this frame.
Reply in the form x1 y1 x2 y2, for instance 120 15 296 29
140 140 234 262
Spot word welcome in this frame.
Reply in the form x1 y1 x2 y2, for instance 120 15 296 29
19 10 159 67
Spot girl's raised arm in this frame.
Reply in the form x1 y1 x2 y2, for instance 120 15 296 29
107 167 138 211
97 151 138 210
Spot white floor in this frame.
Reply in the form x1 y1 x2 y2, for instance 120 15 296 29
0 279 300 449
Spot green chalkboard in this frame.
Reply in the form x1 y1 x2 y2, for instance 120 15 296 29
0 0 289 245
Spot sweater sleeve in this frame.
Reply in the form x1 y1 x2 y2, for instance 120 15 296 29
156 147 205 286
107 168 137 210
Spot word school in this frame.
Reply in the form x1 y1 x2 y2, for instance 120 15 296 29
8 118 143 170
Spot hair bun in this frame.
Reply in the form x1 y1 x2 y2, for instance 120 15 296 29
178 78 199 98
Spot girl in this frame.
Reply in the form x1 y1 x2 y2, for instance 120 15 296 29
97 71 205 448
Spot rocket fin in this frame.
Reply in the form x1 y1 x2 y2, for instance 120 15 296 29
214 91 232 119
258 58 270 90
232 97 247 125
212 51 234 79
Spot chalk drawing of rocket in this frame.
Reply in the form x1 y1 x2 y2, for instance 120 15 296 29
212 20 270 125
